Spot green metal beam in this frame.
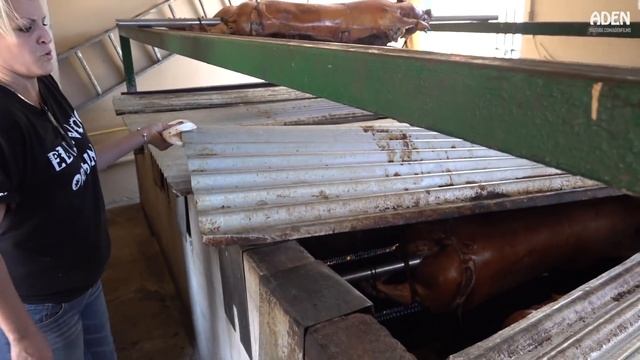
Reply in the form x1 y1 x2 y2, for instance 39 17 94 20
429 22 639 38
118 27 640 194
120 36 137 92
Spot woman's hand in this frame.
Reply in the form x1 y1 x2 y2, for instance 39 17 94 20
9 326 53 360
140 122 172 151
96 121 179 170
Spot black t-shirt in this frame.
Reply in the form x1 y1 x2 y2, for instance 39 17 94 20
0 75 110 304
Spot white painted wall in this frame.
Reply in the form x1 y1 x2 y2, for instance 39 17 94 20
47 0 258 206
521 0 640 66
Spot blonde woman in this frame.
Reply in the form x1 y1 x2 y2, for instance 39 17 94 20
0 0 172 359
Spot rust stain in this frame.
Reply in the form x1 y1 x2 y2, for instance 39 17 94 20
387 149 397 162
376 140 390 151
402 139 416 150
361 125 375 133
611 283 640 302
384 133 408 141
469 189 510 202
400 149 413 162
200 218 223 233
312 190 330 200
371 129 415 160
362 125 394 135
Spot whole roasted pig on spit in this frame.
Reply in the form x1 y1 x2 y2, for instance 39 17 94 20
193 0 432 45
376 197 640 313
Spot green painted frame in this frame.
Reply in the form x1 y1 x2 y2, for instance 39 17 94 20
118 27 640 194
428 21 639 38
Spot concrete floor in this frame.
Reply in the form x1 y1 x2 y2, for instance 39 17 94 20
103 204 195 360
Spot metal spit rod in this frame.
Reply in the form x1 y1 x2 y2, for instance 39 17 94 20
431 15 498 22
115 15 498 29
341 257 422 282
323 244 399 266
116 18 222 28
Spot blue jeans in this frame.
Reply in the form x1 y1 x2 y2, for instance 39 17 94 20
0 281 116 360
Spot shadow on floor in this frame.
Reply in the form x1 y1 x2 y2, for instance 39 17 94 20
103 204 195 360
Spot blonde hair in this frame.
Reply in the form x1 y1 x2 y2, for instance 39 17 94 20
0 0 18 37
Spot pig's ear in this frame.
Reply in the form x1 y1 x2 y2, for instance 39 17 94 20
416 20 430 31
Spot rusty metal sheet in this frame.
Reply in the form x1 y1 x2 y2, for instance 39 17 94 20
183 121 617 246
450 252 640 360
113 85 314 115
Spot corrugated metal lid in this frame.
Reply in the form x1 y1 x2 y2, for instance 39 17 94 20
122 97 378 194
184 120 616 246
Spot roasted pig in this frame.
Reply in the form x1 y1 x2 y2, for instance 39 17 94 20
194 0 432 45
376 197 640 312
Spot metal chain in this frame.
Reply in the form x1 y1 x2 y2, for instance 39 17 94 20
375 302 424 322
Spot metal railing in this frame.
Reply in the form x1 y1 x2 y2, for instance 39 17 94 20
58 0 210 111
